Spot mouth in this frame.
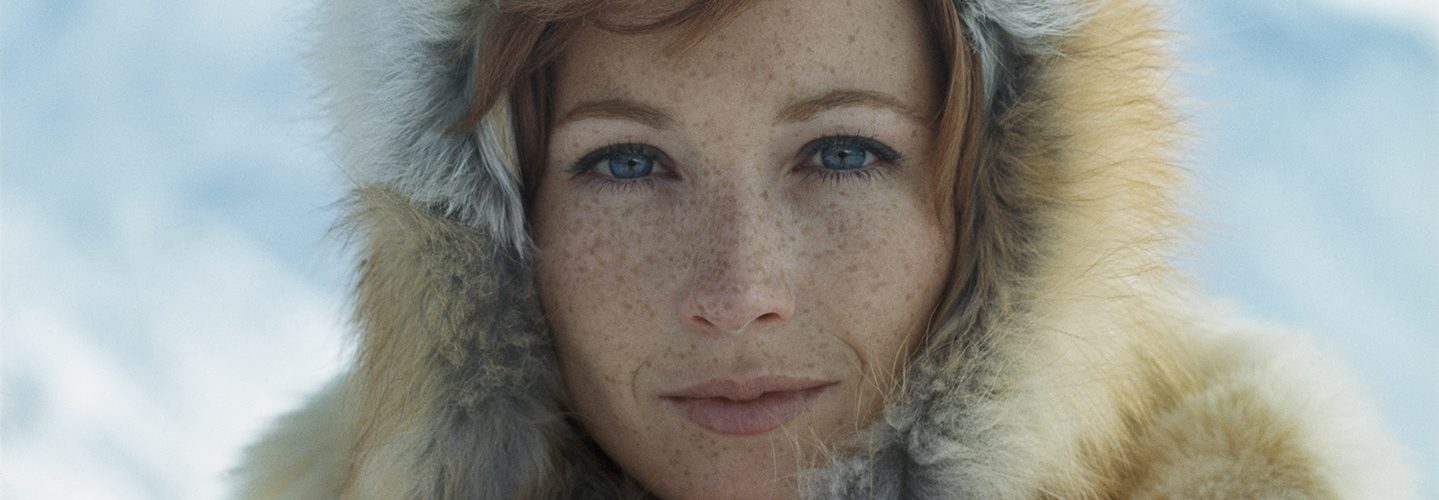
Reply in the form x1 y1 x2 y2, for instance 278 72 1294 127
660 376 837 436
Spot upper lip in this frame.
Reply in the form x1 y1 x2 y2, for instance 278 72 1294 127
660 375 836 402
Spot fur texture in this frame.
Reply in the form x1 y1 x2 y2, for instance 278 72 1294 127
234 0 1416 498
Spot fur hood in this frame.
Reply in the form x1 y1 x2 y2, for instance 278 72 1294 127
234 0 1416 498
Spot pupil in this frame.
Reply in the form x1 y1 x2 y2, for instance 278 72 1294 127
821 144 866 170
608 153 653 179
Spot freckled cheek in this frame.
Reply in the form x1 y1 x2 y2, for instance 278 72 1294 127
534 198 682 399
795 194 951 371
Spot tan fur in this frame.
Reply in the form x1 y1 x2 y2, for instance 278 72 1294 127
928 1 1411 496
233 379 354 500
341 187 573 499
233 0 1416 497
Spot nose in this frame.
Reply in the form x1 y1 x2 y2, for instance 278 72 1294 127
680 188 795 335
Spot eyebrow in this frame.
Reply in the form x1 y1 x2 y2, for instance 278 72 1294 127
552 88 925 130
554 99 674 130
775 89 927 124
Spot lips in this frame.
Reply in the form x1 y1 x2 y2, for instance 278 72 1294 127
660 376 836 436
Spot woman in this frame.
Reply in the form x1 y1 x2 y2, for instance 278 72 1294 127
235 0 1414 498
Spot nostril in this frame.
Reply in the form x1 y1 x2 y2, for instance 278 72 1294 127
756 312 783 324
680 262 796 335
688 315 717 329
684 303 791 335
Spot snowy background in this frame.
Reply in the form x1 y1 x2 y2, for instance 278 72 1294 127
2 0 1434 498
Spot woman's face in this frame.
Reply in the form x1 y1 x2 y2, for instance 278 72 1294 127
532 0 953 497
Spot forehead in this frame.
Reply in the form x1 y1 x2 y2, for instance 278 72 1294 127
551 0 939 120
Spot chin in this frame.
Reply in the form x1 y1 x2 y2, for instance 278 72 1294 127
640 450 802 500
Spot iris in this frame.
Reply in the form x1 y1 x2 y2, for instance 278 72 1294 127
819 143 869 171
607 152 653 179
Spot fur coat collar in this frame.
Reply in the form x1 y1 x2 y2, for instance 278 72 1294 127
234 0 1415 498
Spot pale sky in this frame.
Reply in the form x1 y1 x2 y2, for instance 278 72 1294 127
1321 0 1439 45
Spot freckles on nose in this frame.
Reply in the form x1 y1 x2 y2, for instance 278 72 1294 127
684 269 793 333
677 190 796 335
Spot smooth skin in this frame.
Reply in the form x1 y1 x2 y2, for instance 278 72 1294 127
532 0 955 497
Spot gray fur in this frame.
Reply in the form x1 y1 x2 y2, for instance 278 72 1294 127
959 0 1089 111
341 189 569 498
412 245 559 499
314 0 531 256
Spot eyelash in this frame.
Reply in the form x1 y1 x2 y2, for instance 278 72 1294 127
797 135 903 185
564 143 668 192
563 135 904 190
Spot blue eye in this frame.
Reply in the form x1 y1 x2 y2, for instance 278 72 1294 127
819 143 869 171
568 143 665 182
802 136 901 174
607 151 653 179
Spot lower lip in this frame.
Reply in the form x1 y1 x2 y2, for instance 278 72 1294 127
664 385 832 436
